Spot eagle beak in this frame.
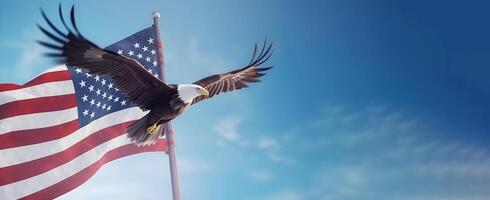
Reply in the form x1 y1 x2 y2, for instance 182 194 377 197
200 88 209 97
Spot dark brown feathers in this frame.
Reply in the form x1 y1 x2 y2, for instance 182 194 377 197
191 40 273 105
38 5 170 111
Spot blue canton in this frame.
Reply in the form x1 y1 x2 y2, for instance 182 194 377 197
68 26 161 127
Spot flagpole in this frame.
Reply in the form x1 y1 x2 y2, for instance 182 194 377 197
153 12 182 200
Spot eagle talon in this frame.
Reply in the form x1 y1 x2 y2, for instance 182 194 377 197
146 124 160 135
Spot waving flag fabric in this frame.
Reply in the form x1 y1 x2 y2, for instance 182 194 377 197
0 26 168 200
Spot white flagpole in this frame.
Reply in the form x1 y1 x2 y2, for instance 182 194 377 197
152 12 182 200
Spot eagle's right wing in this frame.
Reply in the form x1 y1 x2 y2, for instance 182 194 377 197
38 5 170 111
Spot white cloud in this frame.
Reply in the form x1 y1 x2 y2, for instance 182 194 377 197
339 112 361 124
258 136 280 150
249 170 273 181
323 105 345 114
238 140 252 147
366 105 388 113
214 116 241 141
284 103 490 200
179 158 214 176
187 37 227 69
266 152 296 166
212 115 294 165
397 119 417 130
169 36 231 79
312 167 366 199
58 155 171 200
265 190 305 200
0 30 44 81
397 195 490 200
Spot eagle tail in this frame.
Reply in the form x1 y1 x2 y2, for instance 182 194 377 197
126 113 164 146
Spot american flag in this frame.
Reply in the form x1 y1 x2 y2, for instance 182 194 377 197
0 25 168 199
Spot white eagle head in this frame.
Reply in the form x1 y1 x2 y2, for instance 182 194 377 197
176 84 209 103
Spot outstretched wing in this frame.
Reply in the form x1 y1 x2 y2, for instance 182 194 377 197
37 5 170 111
191 41 273 105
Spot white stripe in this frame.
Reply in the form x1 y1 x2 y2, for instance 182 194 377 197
0 134 140 199
0 107 78 135
42 65 68 74
0 80 75 106
0 107 146 167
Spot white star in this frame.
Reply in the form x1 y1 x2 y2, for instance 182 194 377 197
96 102 101 108
134 42 140 48
107 105 112 111
83 109 89 116
79 80 86 88
82 95 88 102
142 46 148 51
85 73 92 78
128 50 134 56
148 69 153 73
115 88 120 92
102 92 107 99
153 61 157 66
148 38 154 44
102 104 106 109
108 83 114 89
88 85 94 92
94 75 100 82
75 68 82 73
150 50 156 55
101 79 106 85
137 54 143 59
145 57 151 62
90 99 95 105
114 97 120 102
153 73 159 78
121 100 127 106
90 112 95 118
96 89 101 96
108 95 113 100
117 50 123 55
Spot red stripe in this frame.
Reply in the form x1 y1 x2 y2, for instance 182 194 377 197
0 94 76 120
19 140 167 200
0 120 79 150
0 70 71 92
0 121 136 186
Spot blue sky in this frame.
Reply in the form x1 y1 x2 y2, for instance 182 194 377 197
2 0 490 199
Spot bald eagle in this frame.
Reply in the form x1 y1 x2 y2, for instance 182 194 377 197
38 6 273 145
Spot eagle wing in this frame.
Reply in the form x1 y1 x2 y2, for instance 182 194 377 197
38 6 170 111
191 41 273 105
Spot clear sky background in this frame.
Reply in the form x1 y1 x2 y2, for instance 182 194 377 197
2 0 490 199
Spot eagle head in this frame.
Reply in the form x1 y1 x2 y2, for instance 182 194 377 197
176 84 209 103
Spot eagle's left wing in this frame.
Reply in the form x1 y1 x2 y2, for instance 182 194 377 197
191 41 273 105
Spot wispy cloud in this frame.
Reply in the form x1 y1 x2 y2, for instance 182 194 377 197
249 170 273 181
0 29 44 81
266 152 296 166
214 116 241 141
58 155 171 200
276 103 490 200
258 136 280 150
264 190 305 200
179 158 214 176
339 112 361 124
213 115 295 165
165 36 232 83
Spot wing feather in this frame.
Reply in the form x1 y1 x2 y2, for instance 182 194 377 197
191 41 273 105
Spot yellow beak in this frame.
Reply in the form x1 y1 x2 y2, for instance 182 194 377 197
199 88 209 97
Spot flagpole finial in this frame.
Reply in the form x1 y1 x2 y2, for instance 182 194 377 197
152 12 160 19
